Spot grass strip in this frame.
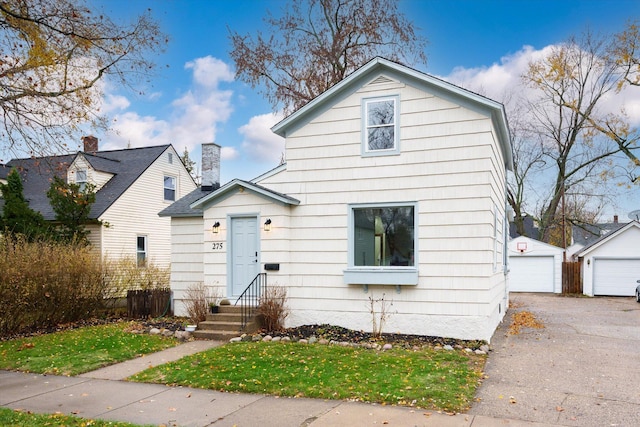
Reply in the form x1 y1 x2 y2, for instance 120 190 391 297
0 407 153 427
130 342 484 412
0 322 177 376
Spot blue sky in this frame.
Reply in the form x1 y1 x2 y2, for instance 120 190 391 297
92 0 640 218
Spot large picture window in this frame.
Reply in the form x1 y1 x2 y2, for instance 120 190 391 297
362 96 399 156
345 202 418 286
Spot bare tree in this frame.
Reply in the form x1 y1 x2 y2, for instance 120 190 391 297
228 0 427 114
0 0 165 158
522 30 639 242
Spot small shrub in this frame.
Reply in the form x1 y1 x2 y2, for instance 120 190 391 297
257 285 289 332
102 257 169 304
183 283 221 323
368 293 392 338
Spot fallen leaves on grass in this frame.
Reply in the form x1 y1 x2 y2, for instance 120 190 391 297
509 311 544 335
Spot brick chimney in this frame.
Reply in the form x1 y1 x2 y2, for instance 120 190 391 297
613 215 618 224
82 136 98 153
201 143 220 191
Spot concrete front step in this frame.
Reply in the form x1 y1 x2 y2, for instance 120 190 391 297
195 304 260 340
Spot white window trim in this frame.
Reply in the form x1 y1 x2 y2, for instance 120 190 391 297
344 201 418 286
136 235 147 268
361 95 400 157
164 175 176 201
76 169 87 191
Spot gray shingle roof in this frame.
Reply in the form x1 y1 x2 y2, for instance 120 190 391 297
5 145 171 220
158 186 217 217
571 222 627 246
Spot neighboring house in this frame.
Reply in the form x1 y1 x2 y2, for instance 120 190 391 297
163 58 513 342
576 221 640 296
508 236 563 293
571 217 627 247
508 214 539 239
3 137 196 267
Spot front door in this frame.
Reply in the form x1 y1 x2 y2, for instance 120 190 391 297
230 216 259 297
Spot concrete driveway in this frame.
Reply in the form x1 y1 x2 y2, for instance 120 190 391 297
469 293 640 426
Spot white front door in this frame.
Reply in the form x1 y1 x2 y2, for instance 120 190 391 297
230 216 259 297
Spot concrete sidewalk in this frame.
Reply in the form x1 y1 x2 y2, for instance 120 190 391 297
1 341 563 427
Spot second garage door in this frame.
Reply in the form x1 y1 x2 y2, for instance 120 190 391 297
593 258 640 296
509 256 555 292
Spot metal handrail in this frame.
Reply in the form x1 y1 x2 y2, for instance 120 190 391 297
234 273 266 330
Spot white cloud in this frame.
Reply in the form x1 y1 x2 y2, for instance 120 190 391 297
443 44 640 127
239 113 285 163
101 55 235 152
221 146 239 161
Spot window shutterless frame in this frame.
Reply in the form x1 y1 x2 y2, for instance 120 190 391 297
344 201 418 285
361 95 400 157
164 175 176 201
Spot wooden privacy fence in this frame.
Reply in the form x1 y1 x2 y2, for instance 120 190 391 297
127 289 172 318
562 261 582 294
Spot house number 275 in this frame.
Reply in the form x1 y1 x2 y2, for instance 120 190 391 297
212 242 224 250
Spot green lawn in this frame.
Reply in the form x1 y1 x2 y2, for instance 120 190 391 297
0 322 178 376
130 341 485 413
0 407 151 427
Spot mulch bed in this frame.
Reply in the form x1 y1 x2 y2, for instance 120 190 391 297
2 317 486 350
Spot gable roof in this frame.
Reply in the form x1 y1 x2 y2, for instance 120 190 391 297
571 222 627 246
5 145 172 220
271 57 513 171
575 221 640 257
190 179 300 211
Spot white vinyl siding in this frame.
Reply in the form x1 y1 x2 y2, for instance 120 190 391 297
252 76 509 341
98 146 196 268
68 155 114 191
169 217 205 316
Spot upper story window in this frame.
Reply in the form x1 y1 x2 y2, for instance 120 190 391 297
168 152 173 164
164 175 176 201
76 169 87 191
362 96 400 156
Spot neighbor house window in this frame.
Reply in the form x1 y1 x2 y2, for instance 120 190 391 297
344 202 418 285
76 169 87 191
362 96 400 156
137 235 147 267
164 175 176 201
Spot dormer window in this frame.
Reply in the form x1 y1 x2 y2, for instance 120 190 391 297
76 169 87 191
164 175 176 201
362 96 400 156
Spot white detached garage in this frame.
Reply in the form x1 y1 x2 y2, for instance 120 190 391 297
508 236 563 293
578 221 640 296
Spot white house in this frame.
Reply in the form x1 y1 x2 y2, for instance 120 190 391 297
508 236 564 293
577 221 640 296
4 137 196 267
163 58 513 342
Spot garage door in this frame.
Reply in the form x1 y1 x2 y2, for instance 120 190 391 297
509 256 554 292
593 258 640 296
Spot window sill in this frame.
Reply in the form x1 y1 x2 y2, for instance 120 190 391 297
343 268 418 286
